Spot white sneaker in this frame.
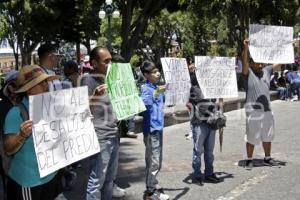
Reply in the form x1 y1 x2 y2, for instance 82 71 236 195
159 193 169 200
291 95 298 101
112 184 126 198
152 191 169 200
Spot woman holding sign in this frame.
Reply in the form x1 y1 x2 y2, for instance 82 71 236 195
3 65 62 200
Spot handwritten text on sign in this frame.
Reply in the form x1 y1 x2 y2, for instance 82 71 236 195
249 24 294 64
106 63 146 120
29 86 100 178
161 57 191 105
195 56 238 99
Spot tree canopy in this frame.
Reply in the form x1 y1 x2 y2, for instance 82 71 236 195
0 0 300 68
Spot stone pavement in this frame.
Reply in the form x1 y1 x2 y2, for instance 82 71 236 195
63 99 300 200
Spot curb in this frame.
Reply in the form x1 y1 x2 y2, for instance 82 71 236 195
134 91 279 133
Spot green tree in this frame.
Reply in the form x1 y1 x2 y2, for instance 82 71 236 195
117 0 186 61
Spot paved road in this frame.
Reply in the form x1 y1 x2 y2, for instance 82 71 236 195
64 100 300 200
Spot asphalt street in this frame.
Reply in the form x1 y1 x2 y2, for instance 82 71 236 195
63 100 300 200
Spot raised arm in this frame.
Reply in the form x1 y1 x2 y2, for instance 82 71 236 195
272 64 282 71
242 39 250 76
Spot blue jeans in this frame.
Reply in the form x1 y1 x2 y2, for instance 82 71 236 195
143 131 163 193
276 87 287 100
86 137 119 200
192 123 216 178
291 81 300 100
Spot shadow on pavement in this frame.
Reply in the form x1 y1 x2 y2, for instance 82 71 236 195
182 172 234 185
238 158 287 168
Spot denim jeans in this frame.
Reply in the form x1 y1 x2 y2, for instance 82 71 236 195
125 116 135 132
276 87 287 100
291 81 300 100
192 123 216 178
86 137 119 200
143 131 163 193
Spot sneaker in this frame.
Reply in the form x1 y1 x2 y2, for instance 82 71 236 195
291 95 298 101
112 184 126 198
126 131 138 138
146 190 169 200
244 159 253 170
185 133 192 140
204 173 222 183
192 176 203 186
264 158 279 166
55 193 68 200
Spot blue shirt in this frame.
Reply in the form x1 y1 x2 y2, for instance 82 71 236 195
4 97 56 187
287 71 300 83
141 81 165 134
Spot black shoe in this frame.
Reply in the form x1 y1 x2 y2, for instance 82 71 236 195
264 158 279 166
204 174 222 183
244 159 253 170
192 177 204 186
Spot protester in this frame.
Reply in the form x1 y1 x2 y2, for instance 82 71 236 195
270 71 288 100
0 70 19 200
185 57 195 140
112 54 138 139
236 52 244 91
140 61 169 200
63 60 79 87
188 61 222 185
81 46 119 200
38 44 64 90
241 39 281 169
284 69 300 100
3 65 61 200
38 44 73 197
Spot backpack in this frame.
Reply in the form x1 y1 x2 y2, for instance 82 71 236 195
0 100 29 175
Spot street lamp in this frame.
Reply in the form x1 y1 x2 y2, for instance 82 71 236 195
99 0 120 52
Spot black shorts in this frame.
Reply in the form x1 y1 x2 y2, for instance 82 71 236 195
6 174 62 200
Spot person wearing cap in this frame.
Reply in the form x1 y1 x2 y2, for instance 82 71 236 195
3 65 61 200
80 46 119 200
242 39 281 169
0 70 19 199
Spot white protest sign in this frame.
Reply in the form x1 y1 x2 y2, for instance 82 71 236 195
249 24 294 64
161 57 191 106
29 86 100 178
195 56 238 99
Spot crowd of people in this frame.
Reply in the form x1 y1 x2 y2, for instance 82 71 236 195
0 39 292 200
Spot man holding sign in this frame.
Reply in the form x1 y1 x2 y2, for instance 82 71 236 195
242 39 282 169
80 46 119 200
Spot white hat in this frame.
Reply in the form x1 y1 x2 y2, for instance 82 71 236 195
283 69 289 74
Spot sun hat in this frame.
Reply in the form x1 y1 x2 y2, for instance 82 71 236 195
15 65 60 93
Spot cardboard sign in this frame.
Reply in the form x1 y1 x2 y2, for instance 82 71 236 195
106 63 146 120
161 57 191 105
195 56 238 99
29 86 100 177
249 24 294 64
